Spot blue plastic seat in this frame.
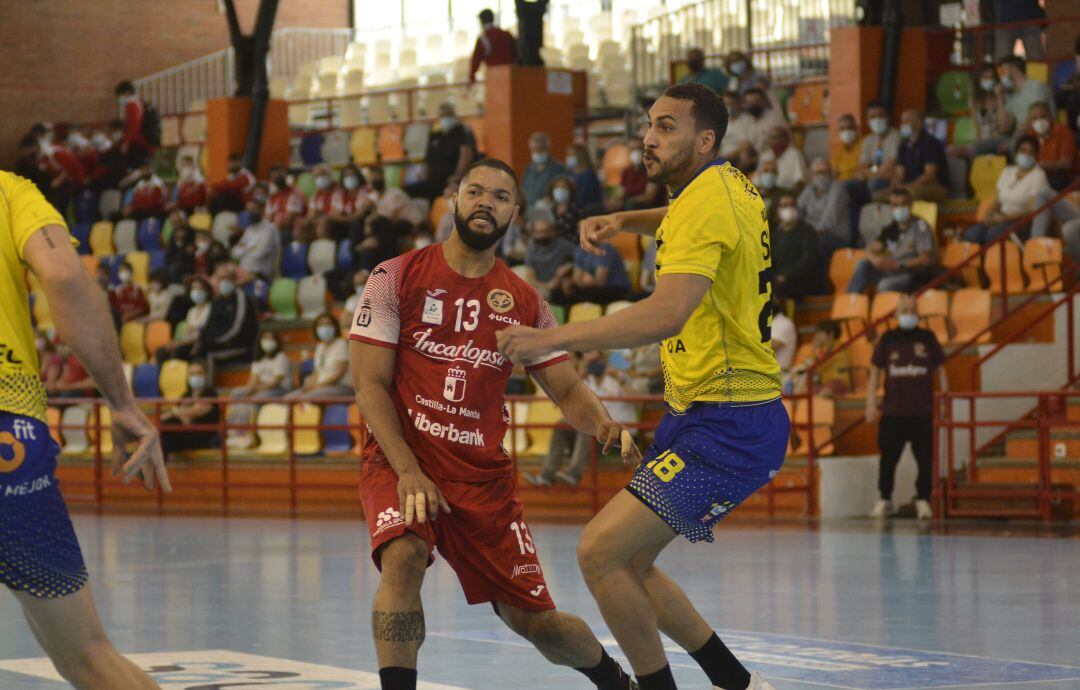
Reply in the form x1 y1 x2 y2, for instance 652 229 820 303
281 242 310 280
102 254 128 285
299 358 315 379
147 249 166 273
70 223 93 255
74 190 100 224
337 239 354 271
138 217 163 250
132 363 161 398
321 404 353 453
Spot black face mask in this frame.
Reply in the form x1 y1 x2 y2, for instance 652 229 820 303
747 104 766 118
687 59 705 72
371 178 386 192
453 207 510 251
534 236 554 246
273 177 287 190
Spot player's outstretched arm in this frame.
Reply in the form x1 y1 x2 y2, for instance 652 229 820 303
23 226 171 492
350 341 450 524
531 360 641 465
579 207 667 256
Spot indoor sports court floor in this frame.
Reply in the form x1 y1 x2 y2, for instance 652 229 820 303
0 515 1078 690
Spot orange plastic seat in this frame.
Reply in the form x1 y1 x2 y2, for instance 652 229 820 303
941 241 983 288
1023 237 1063 293
950 288 991 345
144 320 172 359
870 291 902 330
982 241 1025 294
602 143 630 186
828 249 866 294
790 396 835 456
917 289 952 344
831 293 869 338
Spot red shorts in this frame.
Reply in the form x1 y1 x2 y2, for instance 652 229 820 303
361 458 555 612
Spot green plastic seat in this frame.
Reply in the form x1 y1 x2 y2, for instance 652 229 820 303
295 171 316 199
269 278 299 320
936 71 972 115
952 117 977 146
550 304 567 325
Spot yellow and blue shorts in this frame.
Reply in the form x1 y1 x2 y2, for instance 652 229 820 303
628 398 789 543
0 412 88 598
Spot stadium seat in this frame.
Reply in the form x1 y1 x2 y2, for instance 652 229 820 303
88 221 115 256
428 195 449 229
79 254 100 278
137 217 163 250
132 363 162 398
941 241 983 288
255 403 289 455
503 402 530 455
70 222 92 254
983 241 1025 294
189 211 212 233
952 117 976 146
211 211 237 244
870 291 902 330
282 242 309 280
113 219 138 254
98 189 122 219
120 321 148 365
601 144 630 185
269 278 299 320
568 302 603 323
349 127 378 165
791 396 835 456
307 239 337 275
828 249 866 293
299 358 315 380
59 405 90 455
519 400 563 457
970 155 1007 202
950 288 992 345
1023 237 1063 292
936 71 972 114
550 304 567 324
917 289 952 344
144 320 172 358
336 239 353 271
95 406 113 455
102 254 127 284
843 336 878 394
831 294 870 338
610 231 641 263
159 359 190 399
126 251 150 286
147 249 166 273
291 402 323 455
946 155 969 199
322 403 353 454
297 275 329 320
74 189 100 224
911 201 938 231
296 171 317 198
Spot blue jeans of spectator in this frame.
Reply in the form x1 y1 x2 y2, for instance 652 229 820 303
971 136 1010 157
847 259 918 293
867 177 892 195
1031 190 1079 239
962 220 1029 245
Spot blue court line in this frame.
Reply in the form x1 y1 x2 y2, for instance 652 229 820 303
430 627 1080 690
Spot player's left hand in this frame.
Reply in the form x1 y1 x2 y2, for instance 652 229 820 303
496 326 554 365
596 420 642 465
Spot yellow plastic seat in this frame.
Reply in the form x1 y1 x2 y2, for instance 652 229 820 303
89 221 115 256
256 403 289 455
519 400 563 457
291 402 323 455
970 155 1006 202
568 302 603 323
120 321 147 365
159 359 190 399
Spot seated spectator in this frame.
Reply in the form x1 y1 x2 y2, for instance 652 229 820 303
144 269 183 323
287 314 352 399
108 261 148 323
33 125 86 214
545 177 582 243
611 139 664 210
524 351 636 486
191 226 217 277
230 199 281 283
831 114 861 181
874 108 950 203
848 188 938 293
225 331 295 448
772 193 821 299
963 136 1049 245
159 360 220 459
209 154 256 214
743 88 789 168
66 127 98 185
752 157 790 221
565 143 602 209
353 188 420 271
497 203 529 266
324 163 372 241
725 50 770 96
171 154 207 213
195 265 259 370
156 276 213 363
679 48 729 94
798 157 851 255
114 80 153 169
341 268 371 330
522 132 567 207
627 342 663 394
266 170 307 233
553 241 631 305
965 65 1013 157
792 320 851 398
407 103 476 202
854 101 901 197
761 126 809 191
524 216 576 299
14 134 52 194
1026 101 1077 190
769 297 797 385
84 120 128 192
122 165 168 219
721 92 754 170
45 341 94 398
999 55 1054 140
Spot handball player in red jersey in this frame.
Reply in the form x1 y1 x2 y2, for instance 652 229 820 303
349 159 641 690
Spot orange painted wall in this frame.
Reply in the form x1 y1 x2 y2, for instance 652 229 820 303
485 66 578 179
206 98 290 183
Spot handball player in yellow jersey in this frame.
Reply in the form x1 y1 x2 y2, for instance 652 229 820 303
498 84 788 690
0 170 170 688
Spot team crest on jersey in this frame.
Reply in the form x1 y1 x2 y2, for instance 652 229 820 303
422 295 444 325
487 289 514 314
914 342 928 358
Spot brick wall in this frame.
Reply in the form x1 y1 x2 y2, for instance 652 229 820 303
0 0 349 164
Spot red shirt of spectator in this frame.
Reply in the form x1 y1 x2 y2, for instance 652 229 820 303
41 146 86 187
266 187 306 226
310 185 338 216
109 282 149 323
470 24 516 83
59 355 92 392
122 97 151 150
331 187 369 215
1028 121 1078 171
129 175 168 216
212 168 256 204
176 179 208 212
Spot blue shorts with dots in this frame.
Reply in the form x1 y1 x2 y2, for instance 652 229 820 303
0 413 88 598
627 398 789 543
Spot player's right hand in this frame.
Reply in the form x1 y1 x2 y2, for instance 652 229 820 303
110 405 172 493
579 213 623 256
397 468 451 525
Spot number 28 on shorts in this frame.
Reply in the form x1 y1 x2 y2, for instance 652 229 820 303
646 449 686 483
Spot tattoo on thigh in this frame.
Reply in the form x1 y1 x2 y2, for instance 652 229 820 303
372 611 425 642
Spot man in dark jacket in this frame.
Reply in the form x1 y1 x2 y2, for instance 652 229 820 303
196 265 258 371
516 0 549 66
771 193 821 299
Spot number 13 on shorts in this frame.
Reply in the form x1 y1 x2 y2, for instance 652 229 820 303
510 521 535 554
647 449 686 483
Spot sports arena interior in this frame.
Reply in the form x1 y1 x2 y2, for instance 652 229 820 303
1 0 1079 688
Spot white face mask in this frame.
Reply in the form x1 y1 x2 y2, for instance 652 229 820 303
629 150 643 166
1015 153 1036 170
757 172 777 190
552 187 571 205
892 206 911 224
439 116 456 131
118 270 132 284
188 375 206 391
778 207 798 225
531 152 548 165
839 129 857 145
190 289 208 305
899 123 914 139
316 325 337 342
179 165 196 180
979 78 996 92
261 339 278 353
898 313 919 330
1001 74 1015 90
343 176 359 190
315 175 331 190
566 155 579 169
218 279 236 296
730 61 748 76
869 117 888 135
1031 118 1050 136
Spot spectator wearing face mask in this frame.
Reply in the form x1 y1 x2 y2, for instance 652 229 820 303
159 360 220 458
679 48 729 95
522 132 567 207
524 216 576 298
225 331 295 448
170 155 208 213
760 126 809 191
192 228 219 277
45 341 95 399
209 154 256 214
724 50 770 96
545 176 581 243
721 92 755 169
1025 101 1076 190
743 88 789 164
831 114 861 181
296 164 339 238
122 165 168 219
752 157 792 222
31 125 86 215
143 269 183 323
848 188 938 293
553 239 631 305
114 80 153 168
265 171 307 233
407 103 477 202
194 265 259 369
325 164 373 241
565 143 603 209
771 194 821 299
963 136 1049 245
230 199 281 283
288 314 353 399
156 276 213 363
798 157 852 255
875 108 950 203
108 261 148 324
998 55 1054 140
854 101 901 196
866 294 947 521
964 66 1013 157
613 139 664 210
342 268 371 329
84 120 129 192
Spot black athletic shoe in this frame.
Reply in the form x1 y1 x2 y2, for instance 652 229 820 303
598 664 638 690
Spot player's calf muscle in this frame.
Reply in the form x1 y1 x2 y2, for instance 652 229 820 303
372 611 425 643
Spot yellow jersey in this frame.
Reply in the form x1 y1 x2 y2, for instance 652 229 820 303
654 160 781 412
0 171 68 422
